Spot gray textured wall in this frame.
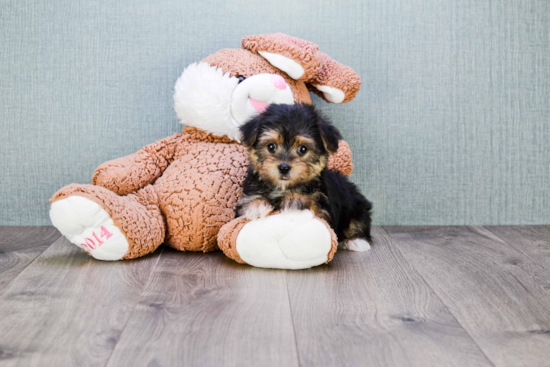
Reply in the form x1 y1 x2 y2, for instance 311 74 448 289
1 0 549 226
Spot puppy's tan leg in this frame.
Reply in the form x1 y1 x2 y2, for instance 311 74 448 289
281 194 332 224
237 195 274 220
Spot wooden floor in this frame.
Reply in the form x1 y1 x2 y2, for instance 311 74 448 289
0 226 549 367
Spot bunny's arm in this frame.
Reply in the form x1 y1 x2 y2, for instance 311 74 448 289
327 140 354 177
92 133 186 195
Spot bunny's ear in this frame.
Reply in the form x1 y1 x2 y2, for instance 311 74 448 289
307 53 361 104
242 33 321 81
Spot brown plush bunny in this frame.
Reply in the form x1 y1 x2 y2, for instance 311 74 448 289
49 33 360 269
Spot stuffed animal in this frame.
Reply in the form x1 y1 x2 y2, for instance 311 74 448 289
49 33 361 269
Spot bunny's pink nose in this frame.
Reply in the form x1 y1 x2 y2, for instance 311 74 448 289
270 74 287 90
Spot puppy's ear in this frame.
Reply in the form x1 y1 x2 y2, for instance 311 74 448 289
317 117 342 154
239 116 262 147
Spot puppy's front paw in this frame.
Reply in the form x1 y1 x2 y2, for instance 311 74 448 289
281 195 312 211
242 200 274 220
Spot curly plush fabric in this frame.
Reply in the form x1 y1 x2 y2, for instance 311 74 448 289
53 127 249 258
308 53 362 104
202 49 312 104
92 134 184 195
157 128 249 252
327 140 354 177
242 33 322 82
217 217 248 264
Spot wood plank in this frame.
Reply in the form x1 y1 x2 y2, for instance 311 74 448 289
484 226 550 268
106 249 299 367
384 226 550 367
0 227 61 292
0 236 161 367
286 227 491 367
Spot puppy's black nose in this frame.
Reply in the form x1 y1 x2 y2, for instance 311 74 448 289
278 163 291 174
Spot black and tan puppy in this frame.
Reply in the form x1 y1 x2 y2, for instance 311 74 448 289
236 103 372 251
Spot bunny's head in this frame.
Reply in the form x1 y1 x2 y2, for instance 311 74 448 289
174 33 361 141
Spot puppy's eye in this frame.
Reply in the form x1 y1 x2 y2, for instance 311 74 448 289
298 146 308 155
267 143 277 153
237 76 246 83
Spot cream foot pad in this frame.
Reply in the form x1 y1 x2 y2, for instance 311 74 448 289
50 196 129 261
236 210 333 269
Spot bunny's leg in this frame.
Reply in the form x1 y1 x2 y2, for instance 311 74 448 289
218 210 338 270
50 184 165 260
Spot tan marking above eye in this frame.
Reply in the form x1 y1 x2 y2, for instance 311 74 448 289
258 132 283 154
292 135 315 152
258 130 283 145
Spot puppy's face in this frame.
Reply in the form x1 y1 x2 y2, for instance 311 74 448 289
241 104 342 190
251 128 326 189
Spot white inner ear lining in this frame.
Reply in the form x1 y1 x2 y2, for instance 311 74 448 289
258 51 305 80
313 84 346 104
